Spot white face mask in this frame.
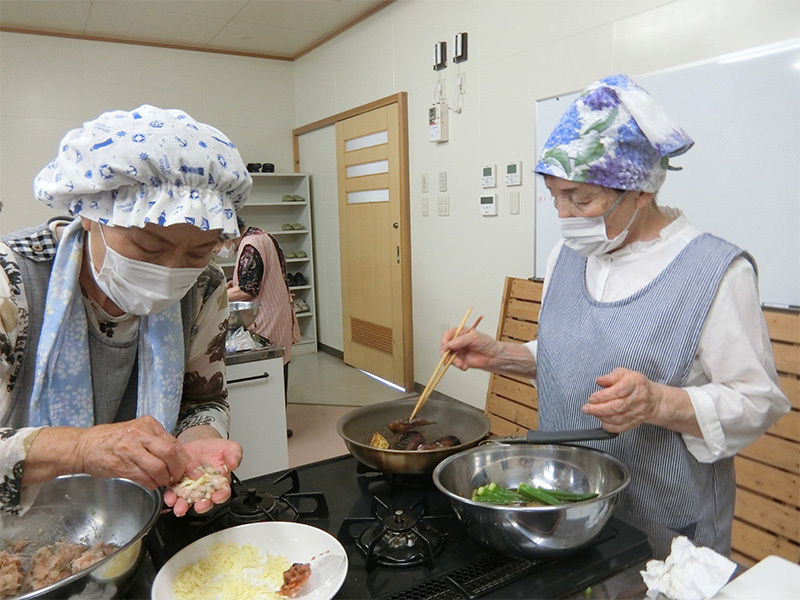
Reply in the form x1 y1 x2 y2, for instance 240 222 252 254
558 191 638 257
215 242 237 260
89 225 206 315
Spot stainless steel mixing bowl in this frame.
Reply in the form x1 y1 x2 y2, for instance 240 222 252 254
227 301 260 331
0 474 161 599
433 444 630 559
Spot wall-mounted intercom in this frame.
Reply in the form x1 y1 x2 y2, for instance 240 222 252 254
429 101 449 143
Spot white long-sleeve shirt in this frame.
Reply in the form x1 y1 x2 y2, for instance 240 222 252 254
527 207 790 462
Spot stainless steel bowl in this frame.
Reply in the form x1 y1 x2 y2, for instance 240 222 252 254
432 444 630 559
0 474 161 600
228 301 260 330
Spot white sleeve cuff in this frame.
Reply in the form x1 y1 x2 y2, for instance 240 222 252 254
682 386 728 462
523 340 538 386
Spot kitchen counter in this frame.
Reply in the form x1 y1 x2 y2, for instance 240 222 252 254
224 343 284 365
127 454 709 600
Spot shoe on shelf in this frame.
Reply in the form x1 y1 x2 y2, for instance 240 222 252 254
292 195 305 202
293 273 307 286
286 273 296 287
284 251 297 259
282 194 294 202
293 299 310 313
281 223 293 231
295 250 307 258
291 223 304 230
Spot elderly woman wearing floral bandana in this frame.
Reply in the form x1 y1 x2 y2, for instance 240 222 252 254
0 105 251 517
442 75 789 554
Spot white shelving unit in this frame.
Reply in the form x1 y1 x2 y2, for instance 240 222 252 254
219 172 317 355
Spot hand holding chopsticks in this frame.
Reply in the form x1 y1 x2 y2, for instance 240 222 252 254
409 308 483 420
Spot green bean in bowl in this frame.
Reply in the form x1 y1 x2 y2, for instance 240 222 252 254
471 481 599 506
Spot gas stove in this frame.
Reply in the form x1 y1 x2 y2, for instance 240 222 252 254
146 455 653 599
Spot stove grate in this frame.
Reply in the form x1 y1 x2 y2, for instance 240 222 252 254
381 554 541 600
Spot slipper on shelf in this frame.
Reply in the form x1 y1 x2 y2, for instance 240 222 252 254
282 194 294 202
281 223 293 231
284 251 297 259
295 250 307 258
291 223 305 230
286 273 297 287
292 195 305 202
293 273 307 286
293 299 310 313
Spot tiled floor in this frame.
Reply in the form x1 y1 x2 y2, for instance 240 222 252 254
287 351 410 407
285 351 413 468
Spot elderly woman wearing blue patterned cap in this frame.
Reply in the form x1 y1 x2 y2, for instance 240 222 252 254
442 75 789 554
0 105 252 517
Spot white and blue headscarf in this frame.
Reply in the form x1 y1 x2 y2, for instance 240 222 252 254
534 75 694 193
28 105 251 430
34 104 251 239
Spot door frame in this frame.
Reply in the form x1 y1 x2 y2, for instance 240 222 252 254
292 93 413 390
292 93 408 171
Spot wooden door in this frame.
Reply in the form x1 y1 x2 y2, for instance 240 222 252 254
335 101 413 391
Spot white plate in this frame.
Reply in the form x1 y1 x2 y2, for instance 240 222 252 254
151 521 348 600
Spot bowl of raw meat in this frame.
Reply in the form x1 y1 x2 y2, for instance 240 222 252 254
0 474 161 599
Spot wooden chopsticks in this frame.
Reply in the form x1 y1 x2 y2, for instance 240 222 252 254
409 307 483 420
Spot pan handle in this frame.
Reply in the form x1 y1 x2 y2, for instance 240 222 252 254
489 428 618 445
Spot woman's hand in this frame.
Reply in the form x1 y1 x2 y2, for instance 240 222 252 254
582 368 701 436
441 329 500 371
75 416 200 486
441 329 537 377
163 431 242 517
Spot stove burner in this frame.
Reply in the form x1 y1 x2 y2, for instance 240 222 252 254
228 487 296 524
346 496 446 570
355 461 436 496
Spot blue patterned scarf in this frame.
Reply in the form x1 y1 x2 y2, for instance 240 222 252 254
28 219 184 431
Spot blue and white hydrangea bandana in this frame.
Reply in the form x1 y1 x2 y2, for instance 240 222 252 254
34 105 251 239
535 75 694 192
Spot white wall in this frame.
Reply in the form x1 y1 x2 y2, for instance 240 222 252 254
292 0 800 408
0 33 295 233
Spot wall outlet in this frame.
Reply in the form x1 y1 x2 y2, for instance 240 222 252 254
438 196 450 216
421 197 429 216
439 171 447 192
421 173 429 193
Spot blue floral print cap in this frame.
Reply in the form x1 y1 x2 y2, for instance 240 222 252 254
34 104 251 239
534 75 694 192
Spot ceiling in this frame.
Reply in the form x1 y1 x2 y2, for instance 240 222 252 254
0 0 392 60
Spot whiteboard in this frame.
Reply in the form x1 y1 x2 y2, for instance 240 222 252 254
534 40 800 307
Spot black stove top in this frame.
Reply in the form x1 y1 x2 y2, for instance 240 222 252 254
147 455 652 599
